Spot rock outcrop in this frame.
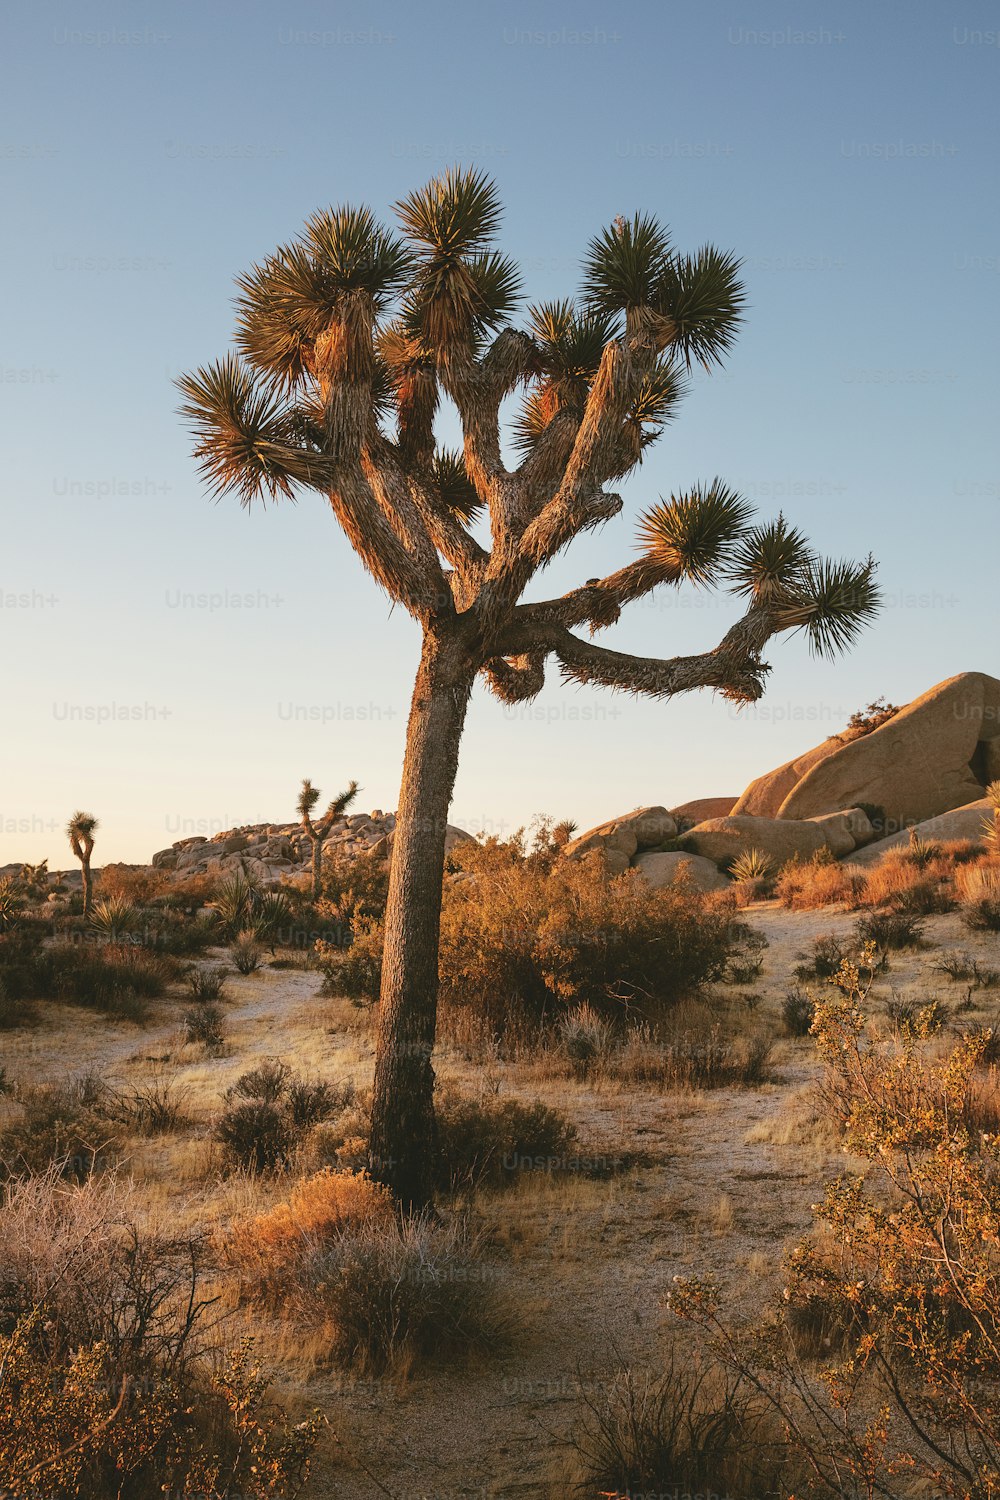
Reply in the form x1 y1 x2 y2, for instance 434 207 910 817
633 851 730 893
733 672 1000 833
562 806 678 864
679 815 828 869
849 798 993 866
148 812 472 887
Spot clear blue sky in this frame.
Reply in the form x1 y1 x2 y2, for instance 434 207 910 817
2 0 997 865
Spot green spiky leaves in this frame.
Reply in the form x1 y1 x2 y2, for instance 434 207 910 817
582 214 674 315
653 246 745 369
772 556 882 660
637 481 754 585
726 515 813 602
397 168 520 354
582 216 744 369
176 355 302 506
304 206 412 304
235 209 411 387
431 450 483 522
297 779 321 821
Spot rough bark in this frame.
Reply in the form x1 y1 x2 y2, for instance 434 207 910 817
368 627 475 1209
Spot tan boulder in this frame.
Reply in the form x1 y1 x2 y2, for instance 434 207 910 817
806 807 875 858
671 797 739 824
850 798 993 866
734 673 1000 832
634 850 730 892
563 806 677 863
681 815 827 870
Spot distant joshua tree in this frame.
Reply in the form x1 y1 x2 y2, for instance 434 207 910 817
179 169 879 1207
297 777 360 900
66 811 98 916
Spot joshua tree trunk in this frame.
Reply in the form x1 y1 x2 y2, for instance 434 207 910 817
310 835 322 902
81 857 93 917
369 628 475 1209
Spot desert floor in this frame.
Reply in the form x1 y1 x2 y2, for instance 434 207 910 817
3 900 998 1499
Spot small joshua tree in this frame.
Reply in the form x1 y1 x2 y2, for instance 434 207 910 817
297 777 360 900
66 811 98 917
179 170 880 1206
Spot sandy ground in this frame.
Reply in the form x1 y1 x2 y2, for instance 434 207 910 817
2 901 999 1498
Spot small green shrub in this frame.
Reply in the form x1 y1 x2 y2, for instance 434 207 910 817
216 1100 294 1173
230 932 262 974
187 966 227 1002
855 909 926 950
782 989 817 1037
434 1089 579 1191
182 1002 225 1050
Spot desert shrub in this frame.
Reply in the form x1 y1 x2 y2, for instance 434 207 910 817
124 1077 189 1135
287 1077 351 1129
794 933 847 982
226 1057 292 1103
227 1168 393 1289
181 1002 225 1050
855 908 926 950
600 1013 773 1091
434 1089 579 1191
782 989 816 1037
187 965 227 1001
318 849 391 927
296 1213 508 1373
216 1101 294 1173
571 1352 794 1500
775 852 862 910
838 695 901 741
958 861 1000 932
0 1075 121 1181
96 863 170 904
435 834 744 1033
230 931 262 973
558 1003 613 1077
671 970 1000 1499
0 1171 319 1497
6 941 172 1019
156 870 219 913
136 909 219 956
225 1169 507 1373
885 995 949 1033
217 1063 349 1171
934 950 1000 988
859 851 953 915
315 915 383 1000
249 890 292 949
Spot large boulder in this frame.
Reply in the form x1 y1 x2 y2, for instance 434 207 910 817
806 807 875 858
563 806 677 863
733 673 1000 833
634 851 730 893
671 797 739 824
850 798 993 866
681 815 827 870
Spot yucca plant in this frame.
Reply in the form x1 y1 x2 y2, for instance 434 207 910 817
297 776 359 900
729 848 774 884
0 879 22 933
179 170 880 1207
89 895 138 942
209 872 258 937
66 811 98 917
982 779 1000 854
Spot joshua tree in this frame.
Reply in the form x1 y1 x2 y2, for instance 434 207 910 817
178 169 879 1207
297 777 360 899
66 811 98 916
